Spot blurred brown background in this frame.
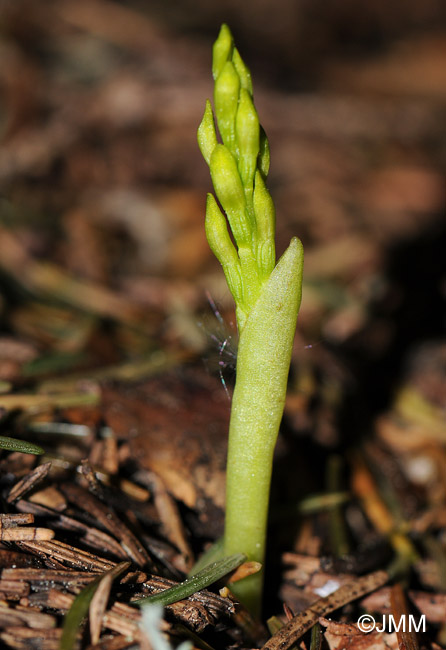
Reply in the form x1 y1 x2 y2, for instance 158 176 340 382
1 0 445 410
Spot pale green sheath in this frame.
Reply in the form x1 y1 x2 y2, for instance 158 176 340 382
198 24 303 616
224 238 303 612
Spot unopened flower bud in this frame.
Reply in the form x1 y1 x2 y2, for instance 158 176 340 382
210 144 251 247
205 194 243 304
236 89 260 192
214 61 240 151
212 23 233 80
232 48 253 95
197 100 218 166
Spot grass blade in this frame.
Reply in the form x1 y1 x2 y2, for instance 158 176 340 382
0 435 44 455
133 553 247 607
59 561 130 650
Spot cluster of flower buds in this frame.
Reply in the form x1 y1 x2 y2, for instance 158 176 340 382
198 24 276 331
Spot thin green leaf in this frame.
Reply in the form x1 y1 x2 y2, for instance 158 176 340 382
298 491 350 514
310 622 323 650
267 616 284 636
0 391 99 411
133 553 246 607
188 537 224 575
0 435 44 455
59 561 129 650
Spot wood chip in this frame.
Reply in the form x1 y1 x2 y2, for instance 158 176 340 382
103 604 142 638
119 571 147 585
89 436 119 475
0 526 54 542
61 483 151 567
119 478 150 502
149 471 193 572
15 499 128 559
0 579 30 599
228 561 262 583
89 562 131 645
46 591 143 640
102 369 229 516
90 573 114 644
0 514 34 527
165 598 218 634
46 588 74 611
28 485 67 510
0 603 56 629
2 567 101 585
262 570 389 650
0 626 62 650
0 549 40 569
6 462 52 503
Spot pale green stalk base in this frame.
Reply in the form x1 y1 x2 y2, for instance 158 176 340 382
223 238 304 616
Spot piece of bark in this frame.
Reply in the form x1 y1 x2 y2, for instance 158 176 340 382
15 499 129 560
2 567 102 585
89 435 119 475
320 618 398 650
17 539 116 572
46 588 75 611
409 591 446 625
0 514 34 526
135 573 235 618
28 485 67 511
0 603 56 629
0 626 62 649
47 590 144 640
144 470 193 573
0 579 30 600
280 552 357 612
118 478 150 502
0 549 42 569
102 367 229 535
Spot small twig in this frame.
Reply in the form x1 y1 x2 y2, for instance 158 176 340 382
390 584 420 650
7 462 52 503
262 569 389 650
89 565 123 644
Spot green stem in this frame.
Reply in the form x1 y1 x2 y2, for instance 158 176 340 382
223 238 303 616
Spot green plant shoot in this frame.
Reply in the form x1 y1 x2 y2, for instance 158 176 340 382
198 24 304 616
